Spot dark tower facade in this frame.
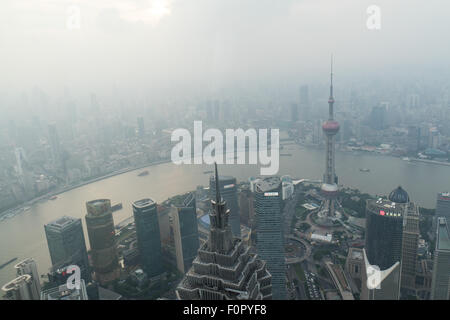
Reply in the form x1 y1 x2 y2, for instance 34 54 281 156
365 188 407 270
176 164 272 300
85 199 120 285
133 198 164 277
44 216 91 282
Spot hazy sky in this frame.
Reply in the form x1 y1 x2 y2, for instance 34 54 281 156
1 0 449 95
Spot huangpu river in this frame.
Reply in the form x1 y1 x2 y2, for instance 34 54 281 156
1 144 450 287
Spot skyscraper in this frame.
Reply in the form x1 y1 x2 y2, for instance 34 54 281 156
176 164 272 300
318 59 341 222
365 187 408 271
85 199 120 285
290 103 298 122
431 217 450 300
14 258 41 300
209 175 241 238
364 186 411 300
132 198 163 277
361 249 401 300
401 202 420 291
254 177 286 300
2 275 37 300
434 192 450 238
171 193 200 273
44 216 90 282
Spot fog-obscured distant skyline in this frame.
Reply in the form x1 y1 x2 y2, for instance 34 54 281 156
1 0 449 96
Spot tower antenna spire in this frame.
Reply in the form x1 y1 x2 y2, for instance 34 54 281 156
330 54 334 98
214 162 221 203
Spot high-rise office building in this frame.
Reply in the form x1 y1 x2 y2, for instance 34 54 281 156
41 279 88 300
85 199 120 285
132 198 163 277
239 187 254 227
401 202 420 291
176 164 272 300
44 216 90 282
433 192 450 238
361 249 401 300
171 193 200 273
254 177 286 300
365 187 408 271
2 275 37 300
14 258 41 300
431 217 450 300
290 103 298 122
209 174 241 238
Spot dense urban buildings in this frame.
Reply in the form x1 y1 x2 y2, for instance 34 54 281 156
171 193 200 274
431 217 450 300
254 176 286 300
41 279 88 300
176 164 272 300
132 198 164 277
44 216 91 282
209 174 241 237
85 199 120 285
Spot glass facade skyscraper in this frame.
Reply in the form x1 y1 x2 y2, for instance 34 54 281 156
254 177 286 300
132 198 163 277
172 193 200 273
431 217 450 300
44 216 91 282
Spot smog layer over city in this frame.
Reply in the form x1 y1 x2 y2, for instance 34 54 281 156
0 0 449 307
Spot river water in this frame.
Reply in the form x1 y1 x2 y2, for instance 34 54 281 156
1 144 449 287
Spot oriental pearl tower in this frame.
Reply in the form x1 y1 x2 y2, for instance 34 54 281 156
318 57 341 222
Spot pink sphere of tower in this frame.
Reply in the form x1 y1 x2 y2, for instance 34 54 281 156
322 120 340 135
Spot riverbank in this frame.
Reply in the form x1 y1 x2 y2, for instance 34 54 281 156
0 158 172 219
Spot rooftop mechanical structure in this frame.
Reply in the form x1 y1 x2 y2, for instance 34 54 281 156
176 163 272 300
318 58 342 223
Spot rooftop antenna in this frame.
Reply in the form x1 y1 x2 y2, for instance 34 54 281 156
330 54 334 98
